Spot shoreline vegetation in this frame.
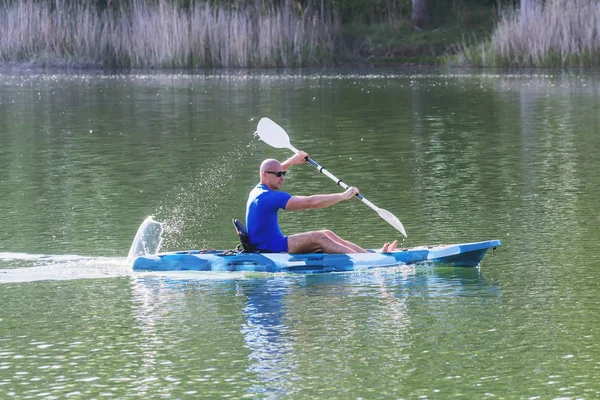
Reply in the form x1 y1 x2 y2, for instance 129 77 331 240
0 0 598 69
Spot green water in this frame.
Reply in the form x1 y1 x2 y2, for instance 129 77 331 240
1 69 599 398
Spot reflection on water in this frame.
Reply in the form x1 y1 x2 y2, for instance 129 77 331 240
238 278 296 398
122 268 498 398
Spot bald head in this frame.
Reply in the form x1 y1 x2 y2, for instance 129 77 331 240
259 158 285 189
260 159 281 174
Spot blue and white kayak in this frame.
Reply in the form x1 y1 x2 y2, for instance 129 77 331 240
132 240 500 274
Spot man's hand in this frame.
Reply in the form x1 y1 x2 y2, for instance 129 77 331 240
342 186 359 200
281 151 308 171
288 151 309 165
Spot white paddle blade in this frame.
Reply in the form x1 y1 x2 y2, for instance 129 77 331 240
256 118 293 149
377 208 407 237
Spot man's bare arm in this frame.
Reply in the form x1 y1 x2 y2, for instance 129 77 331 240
285 187 359 211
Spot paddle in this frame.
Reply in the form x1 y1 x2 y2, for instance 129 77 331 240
256 117 407 237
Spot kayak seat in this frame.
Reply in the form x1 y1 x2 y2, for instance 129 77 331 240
232 218 270 253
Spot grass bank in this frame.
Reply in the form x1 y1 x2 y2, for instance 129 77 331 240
450 0 600 67
343 2 496 66
0 0 339 68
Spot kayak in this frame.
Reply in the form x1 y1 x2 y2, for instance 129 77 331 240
132 240 501 274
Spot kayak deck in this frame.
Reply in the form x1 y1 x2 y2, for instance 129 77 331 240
132 240 500 274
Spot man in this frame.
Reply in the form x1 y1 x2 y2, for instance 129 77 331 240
245 151 398 254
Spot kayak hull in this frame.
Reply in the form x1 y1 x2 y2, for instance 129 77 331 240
132 240 500 274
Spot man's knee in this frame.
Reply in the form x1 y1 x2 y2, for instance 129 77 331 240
310 230 330 243
320 229 337 240
301 230 331 247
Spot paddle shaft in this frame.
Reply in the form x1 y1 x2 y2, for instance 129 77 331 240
283 130 406 237
306 157 367 200
288 144 383 210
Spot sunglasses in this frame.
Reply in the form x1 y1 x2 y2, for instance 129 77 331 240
265 171 287 177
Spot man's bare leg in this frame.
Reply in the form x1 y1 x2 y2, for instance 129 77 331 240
288 230 368 254
322 230 367 253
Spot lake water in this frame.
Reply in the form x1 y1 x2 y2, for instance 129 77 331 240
1 68 599 398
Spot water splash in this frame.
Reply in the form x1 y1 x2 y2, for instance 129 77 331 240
152 141 251 250
126 216 164 264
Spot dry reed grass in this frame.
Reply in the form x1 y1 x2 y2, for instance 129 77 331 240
451 0 600 67
0 0 339 68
